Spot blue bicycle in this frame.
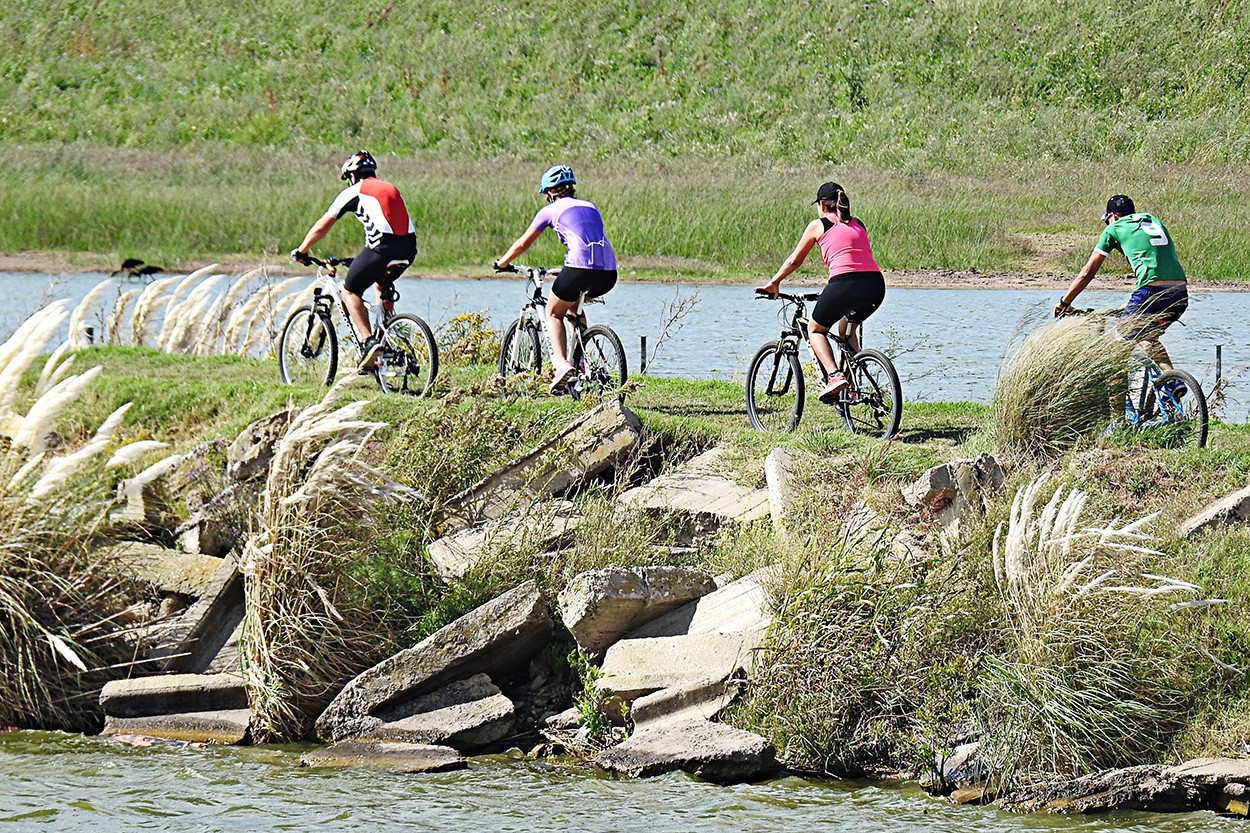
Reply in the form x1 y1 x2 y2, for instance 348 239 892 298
1121 353 1208 448
1069 307 1209 448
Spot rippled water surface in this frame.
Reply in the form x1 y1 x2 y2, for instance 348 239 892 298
1 272 1245 419
2 732 1246 832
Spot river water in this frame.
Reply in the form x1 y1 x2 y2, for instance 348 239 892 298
2 731 1245 832
3 271 1246 420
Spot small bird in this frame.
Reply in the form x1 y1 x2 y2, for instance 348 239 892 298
111 258 164 278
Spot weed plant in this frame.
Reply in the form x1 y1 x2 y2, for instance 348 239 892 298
992 314 1131 460
241 380 420 741
0 304 164 730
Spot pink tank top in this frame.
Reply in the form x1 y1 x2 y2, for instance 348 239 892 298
817 218 880 278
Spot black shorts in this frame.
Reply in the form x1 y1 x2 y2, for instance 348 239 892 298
551 266 617 303
344 235 417 296
811 271 885 328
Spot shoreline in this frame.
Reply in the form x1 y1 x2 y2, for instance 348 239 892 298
0 251 1246 293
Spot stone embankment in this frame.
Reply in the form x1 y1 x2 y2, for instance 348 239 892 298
86 396 1250 807
94 399 782 782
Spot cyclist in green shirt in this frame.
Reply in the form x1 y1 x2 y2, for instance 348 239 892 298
1055 194 1189 375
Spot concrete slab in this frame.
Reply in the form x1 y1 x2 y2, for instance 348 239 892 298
427 501 580 580
616 447 769 541
100 672 247 718
101 708 251 745
300 740 466 774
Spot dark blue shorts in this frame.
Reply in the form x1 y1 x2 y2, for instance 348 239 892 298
1120 284 1188 340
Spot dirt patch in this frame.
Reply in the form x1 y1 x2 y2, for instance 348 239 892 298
1 250 1247 292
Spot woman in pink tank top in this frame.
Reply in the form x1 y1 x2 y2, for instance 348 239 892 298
756 182 886 401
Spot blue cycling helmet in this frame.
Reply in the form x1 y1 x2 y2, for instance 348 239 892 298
538 164 576 194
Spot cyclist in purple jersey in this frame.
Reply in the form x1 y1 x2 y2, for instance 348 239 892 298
495 165 618 393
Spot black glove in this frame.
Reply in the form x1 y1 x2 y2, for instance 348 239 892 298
1054 299 1072 318
290 249 311 265
492 261 510 273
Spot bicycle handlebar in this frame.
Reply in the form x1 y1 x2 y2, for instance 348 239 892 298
295 253 353 269
755 289 821 302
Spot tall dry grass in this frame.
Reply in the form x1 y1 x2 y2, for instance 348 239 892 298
68 265 311 360
240 379 420 741
976 474 1215 789
0 303 158 730
992 314 1132 460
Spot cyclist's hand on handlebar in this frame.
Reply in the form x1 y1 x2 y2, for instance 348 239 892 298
493 261 516 273
1054 298 1074 318
755 283 779 299
290 249 311 266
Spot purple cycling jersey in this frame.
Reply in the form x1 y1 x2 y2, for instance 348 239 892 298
527 197 617 270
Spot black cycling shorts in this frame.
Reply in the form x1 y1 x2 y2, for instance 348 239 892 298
551 266 618 303
811 271 886 328
344 235 417 296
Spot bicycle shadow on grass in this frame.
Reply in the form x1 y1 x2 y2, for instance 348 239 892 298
892 426 978 445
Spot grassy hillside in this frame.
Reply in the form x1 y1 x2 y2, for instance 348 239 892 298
4 0 1249 165
3 1 1250 278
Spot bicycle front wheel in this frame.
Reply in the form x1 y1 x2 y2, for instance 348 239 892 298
499 319 542 376
745 341 804 432
570 324 627 399
838 348 902 439
1154 369 1209 448
278 306 337 386
376 313 438 396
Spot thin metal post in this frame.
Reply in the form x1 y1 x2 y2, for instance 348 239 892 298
640 335 648 373
1216 344 1223 387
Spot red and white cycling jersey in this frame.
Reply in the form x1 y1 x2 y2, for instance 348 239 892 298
326 177 415 250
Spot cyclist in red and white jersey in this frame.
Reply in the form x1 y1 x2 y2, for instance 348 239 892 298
291 150 418 370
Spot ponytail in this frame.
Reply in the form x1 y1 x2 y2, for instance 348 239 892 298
819 188 852 223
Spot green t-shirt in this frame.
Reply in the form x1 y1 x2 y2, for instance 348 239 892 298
1095 212 1187 289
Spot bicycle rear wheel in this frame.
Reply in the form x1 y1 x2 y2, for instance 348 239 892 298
745 341 804 432
376 313 438 396
570 324 627 399
499 319 542 376
836 348 902 439
278 306 337 386
1154 369 1208 448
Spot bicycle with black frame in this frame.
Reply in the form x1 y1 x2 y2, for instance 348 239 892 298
746 289 902 437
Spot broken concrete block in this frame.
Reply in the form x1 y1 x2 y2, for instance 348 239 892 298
598 568 774 704
444 400 643 528
300 740 467 774
360 674 516 751
558 566 717 657
146 553 244 674
316 580 552 742
902 453 1005 527
629 679 739 729
100 542 223 597
1179 484 1250 538
227 408 298 483
101 708 251 745
616 446 769 542
100 672 247 718
595 719 777 783
427 500 580 581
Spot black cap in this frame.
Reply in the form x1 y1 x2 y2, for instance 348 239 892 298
1103 194 1135 221
813 181 845 204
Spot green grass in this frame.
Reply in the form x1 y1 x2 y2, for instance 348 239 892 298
4 0 1249 166
27 344 1250 773
7 146 1250 282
